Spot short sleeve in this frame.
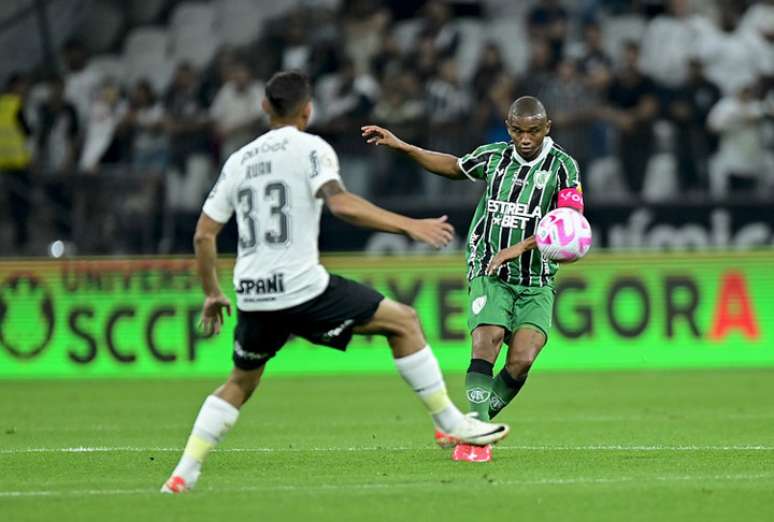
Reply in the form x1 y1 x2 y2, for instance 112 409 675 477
308 137 342 196
457 144 497 181
202 155 238 223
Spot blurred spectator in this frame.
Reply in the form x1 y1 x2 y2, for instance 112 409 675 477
342 0 391 75
124 80 167 173
527 0 569 67
708 81 772 198
418 0 460 58
695 4 765 95
540 59 597 171
62 39 101 127
472 43 506 99
520 39 555 96
163 63 213 212
739 0 774 81
472 72 517 145
407 34 442 82
370 32 403 82
315 59 378 134
665 59 721 192
425 57 471 197
639 0 708 88
0 73 32 251
210 61 265 162
78 80 127 174
315 58 378 195
37 76 79 175
605 41 659 196
199 48 239 106
371 70 426 197
575 21 612 86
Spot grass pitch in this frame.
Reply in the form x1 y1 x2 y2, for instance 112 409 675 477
2 369 774 521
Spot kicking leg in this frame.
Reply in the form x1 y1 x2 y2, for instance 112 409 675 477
162 365 265 493
489 326 546 419
353 299 509 446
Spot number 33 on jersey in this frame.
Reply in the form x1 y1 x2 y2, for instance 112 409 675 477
202 126 342 311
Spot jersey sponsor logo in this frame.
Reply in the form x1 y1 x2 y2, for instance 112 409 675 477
240 139 289 164
472 296 487 315
235 274 286 295
487 199 543 229
467 387 491 404
557 188 584 211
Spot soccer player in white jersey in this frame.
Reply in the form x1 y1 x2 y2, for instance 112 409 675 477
161 71 510 493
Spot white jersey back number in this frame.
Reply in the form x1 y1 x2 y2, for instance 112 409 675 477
202 126 341 310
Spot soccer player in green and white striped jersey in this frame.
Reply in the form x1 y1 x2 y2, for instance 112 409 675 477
362 96 585 462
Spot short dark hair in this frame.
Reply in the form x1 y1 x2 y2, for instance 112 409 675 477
265 71 311 118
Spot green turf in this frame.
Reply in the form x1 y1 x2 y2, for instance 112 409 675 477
2 369 774 521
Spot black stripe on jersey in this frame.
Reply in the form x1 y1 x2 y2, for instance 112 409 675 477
461 152 494 176
555 154 569 192
499 164 531 281
480 147 514 275
519 154 555 286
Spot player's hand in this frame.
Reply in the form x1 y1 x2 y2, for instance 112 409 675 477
406 215 455 249
200 293 232 336
486 244 525 276
361 125 406 150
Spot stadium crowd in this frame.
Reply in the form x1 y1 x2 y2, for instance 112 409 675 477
0 0 772 255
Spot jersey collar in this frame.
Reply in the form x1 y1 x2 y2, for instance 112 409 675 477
511 136 554 166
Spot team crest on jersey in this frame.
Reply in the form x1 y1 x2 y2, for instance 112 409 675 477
472 296 487 315
534 170 550 189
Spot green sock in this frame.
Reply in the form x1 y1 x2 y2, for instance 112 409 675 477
489 368 528 419
465 359 494 421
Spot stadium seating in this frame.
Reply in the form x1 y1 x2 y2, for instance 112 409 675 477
170 2 220 67
124 26 173 91
86 54 126 84
487 16 530 76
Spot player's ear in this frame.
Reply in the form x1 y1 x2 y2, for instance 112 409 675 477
261 97 273 117
545 119 552 135
302 100 313 121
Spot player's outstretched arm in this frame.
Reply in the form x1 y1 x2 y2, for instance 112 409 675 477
361 124 465 180
319 180 454 248
194 213 232 335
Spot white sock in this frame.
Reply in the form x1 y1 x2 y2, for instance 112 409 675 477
171 395 240 482
394 346 464 433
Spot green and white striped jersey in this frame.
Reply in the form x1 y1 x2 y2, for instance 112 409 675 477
457 137 581 287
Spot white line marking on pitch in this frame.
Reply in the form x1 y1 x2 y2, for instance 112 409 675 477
2 444 774 455
2 473 773 498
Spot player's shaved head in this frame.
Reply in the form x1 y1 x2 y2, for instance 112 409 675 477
507 96 547 123
265 70 311 118
505 96 551 160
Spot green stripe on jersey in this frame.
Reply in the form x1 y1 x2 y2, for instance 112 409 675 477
464 140 582 287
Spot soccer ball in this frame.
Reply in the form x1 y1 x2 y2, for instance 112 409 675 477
535 208 592 262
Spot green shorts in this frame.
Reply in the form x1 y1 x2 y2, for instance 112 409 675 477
467 276 555 340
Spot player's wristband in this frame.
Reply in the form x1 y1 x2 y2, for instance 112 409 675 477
557 188 584 212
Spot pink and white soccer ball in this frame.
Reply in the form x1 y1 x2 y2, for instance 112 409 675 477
536 208 592 262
